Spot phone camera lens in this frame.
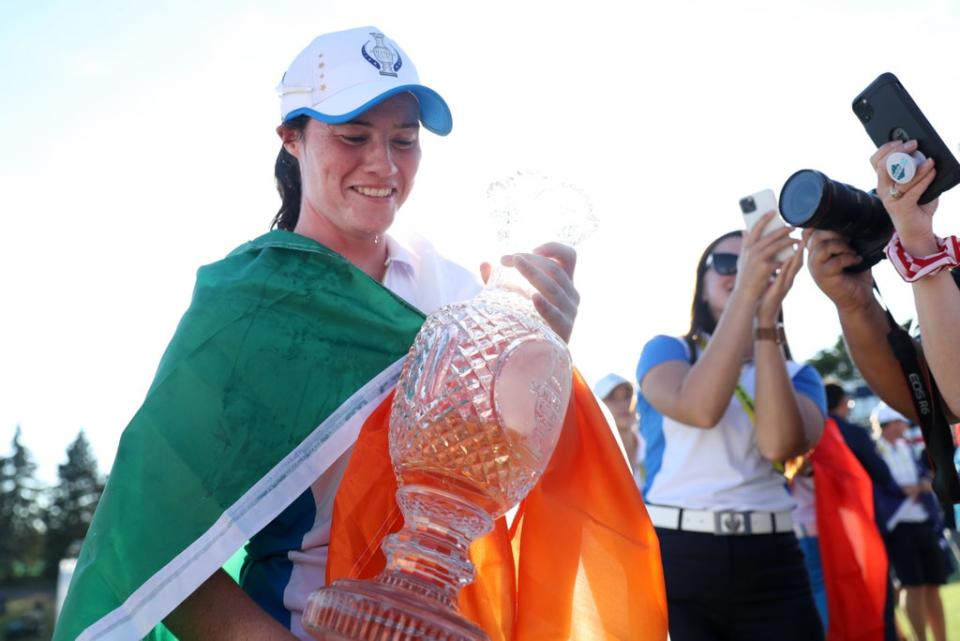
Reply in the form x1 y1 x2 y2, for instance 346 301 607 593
854 98 874 123
739 196 756 214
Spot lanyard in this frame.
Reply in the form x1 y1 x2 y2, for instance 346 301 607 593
695 336 786 475
695 337 756 424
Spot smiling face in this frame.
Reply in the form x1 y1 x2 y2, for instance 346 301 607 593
281 93 422 250
701 235 742 324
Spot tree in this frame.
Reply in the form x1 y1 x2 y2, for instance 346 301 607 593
44 430 103 577
808 334 859 383
0 426 46 582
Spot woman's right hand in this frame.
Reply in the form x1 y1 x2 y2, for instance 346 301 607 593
734 211 797 303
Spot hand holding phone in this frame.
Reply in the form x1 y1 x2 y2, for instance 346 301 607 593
740 189 795 263
853 73 960 204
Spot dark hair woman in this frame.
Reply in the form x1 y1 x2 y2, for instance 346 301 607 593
635 214 827 641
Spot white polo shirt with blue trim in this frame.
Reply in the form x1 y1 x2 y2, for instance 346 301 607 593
636 335 826 513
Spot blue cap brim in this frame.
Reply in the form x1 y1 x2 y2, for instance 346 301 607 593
284 84 452 136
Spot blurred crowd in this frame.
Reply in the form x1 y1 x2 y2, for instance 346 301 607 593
593 138 960 640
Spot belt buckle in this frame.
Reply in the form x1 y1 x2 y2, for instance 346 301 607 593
715 510 751 535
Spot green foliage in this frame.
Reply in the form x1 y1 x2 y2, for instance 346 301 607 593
808 334 860 382
0 427 46 583
43 430 103 578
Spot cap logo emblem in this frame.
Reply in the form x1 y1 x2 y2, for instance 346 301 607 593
362 32 402 77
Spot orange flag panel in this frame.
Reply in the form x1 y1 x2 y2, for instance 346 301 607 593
326 370 667 640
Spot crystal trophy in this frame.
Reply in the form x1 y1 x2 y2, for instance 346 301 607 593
303 172 596 641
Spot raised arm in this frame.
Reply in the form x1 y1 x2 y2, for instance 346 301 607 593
642 214 796 428
753 248 824 460
871 139 960 417
804 228 921 422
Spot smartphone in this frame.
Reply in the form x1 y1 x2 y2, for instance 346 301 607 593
852 72 960 205
740 189 795 262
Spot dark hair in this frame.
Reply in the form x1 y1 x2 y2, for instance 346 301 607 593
271 115 310 231
686 230 792 360
824 382 847 412
686 230 743 341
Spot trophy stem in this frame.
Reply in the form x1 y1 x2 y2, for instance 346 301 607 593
302 484 494 641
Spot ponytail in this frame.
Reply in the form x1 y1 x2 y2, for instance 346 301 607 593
271 115 310 231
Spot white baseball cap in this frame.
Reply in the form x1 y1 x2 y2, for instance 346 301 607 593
277 26 452 135
871 402 909 427
593 373 633 400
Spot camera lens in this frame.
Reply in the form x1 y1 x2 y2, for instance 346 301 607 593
780 170 827 227
739 196 756 214
779 169 893 271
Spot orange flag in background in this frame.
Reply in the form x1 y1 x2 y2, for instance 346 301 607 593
326 370 668 640
811 418 888 641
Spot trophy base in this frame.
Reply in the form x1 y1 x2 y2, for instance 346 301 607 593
303 577 489 641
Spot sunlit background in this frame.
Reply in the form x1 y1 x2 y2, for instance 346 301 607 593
2 0 959 481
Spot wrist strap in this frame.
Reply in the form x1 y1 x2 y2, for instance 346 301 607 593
754 325 785 344
885 232 960 282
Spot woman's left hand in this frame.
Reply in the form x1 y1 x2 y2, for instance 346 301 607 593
870 139 940 255
481 243 579 342
756 243 804 326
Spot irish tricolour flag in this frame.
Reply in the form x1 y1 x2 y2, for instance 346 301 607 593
53 230 425 641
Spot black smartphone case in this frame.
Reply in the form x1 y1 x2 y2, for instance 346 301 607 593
853 72 960 205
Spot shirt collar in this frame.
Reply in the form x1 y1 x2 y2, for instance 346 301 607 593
384 233 421 280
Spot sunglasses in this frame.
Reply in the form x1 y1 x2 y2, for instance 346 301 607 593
705 252 739 275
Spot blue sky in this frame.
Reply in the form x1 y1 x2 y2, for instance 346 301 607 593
3 0 959 481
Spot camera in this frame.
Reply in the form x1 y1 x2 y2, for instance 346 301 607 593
779 169 893 272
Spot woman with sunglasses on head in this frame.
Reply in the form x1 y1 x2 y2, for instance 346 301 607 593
636 213 827 640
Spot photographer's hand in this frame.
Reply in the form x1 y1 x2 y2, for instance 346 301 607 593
871 139 940 256
803 228 922 422
803 229 873 312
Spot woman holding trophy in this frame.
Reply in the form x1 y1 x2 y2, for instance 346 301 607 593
53 26 644 641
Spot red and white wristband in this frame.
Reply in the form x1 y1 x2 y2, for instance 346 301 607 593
885 232 960 282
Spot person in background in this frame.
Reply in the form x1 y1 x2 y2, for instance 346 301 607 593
872 404 947 641
803 141 960 508
594 373 644 484
825 383 903 641
637 219 825 640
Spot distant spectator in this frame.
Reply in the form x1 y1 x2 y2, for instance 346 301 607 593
872 403 947 641
825 383 902 641
594 373 643 483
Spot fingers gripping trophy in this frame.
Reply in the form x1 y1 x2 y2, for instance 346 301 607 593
303 173 596 640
